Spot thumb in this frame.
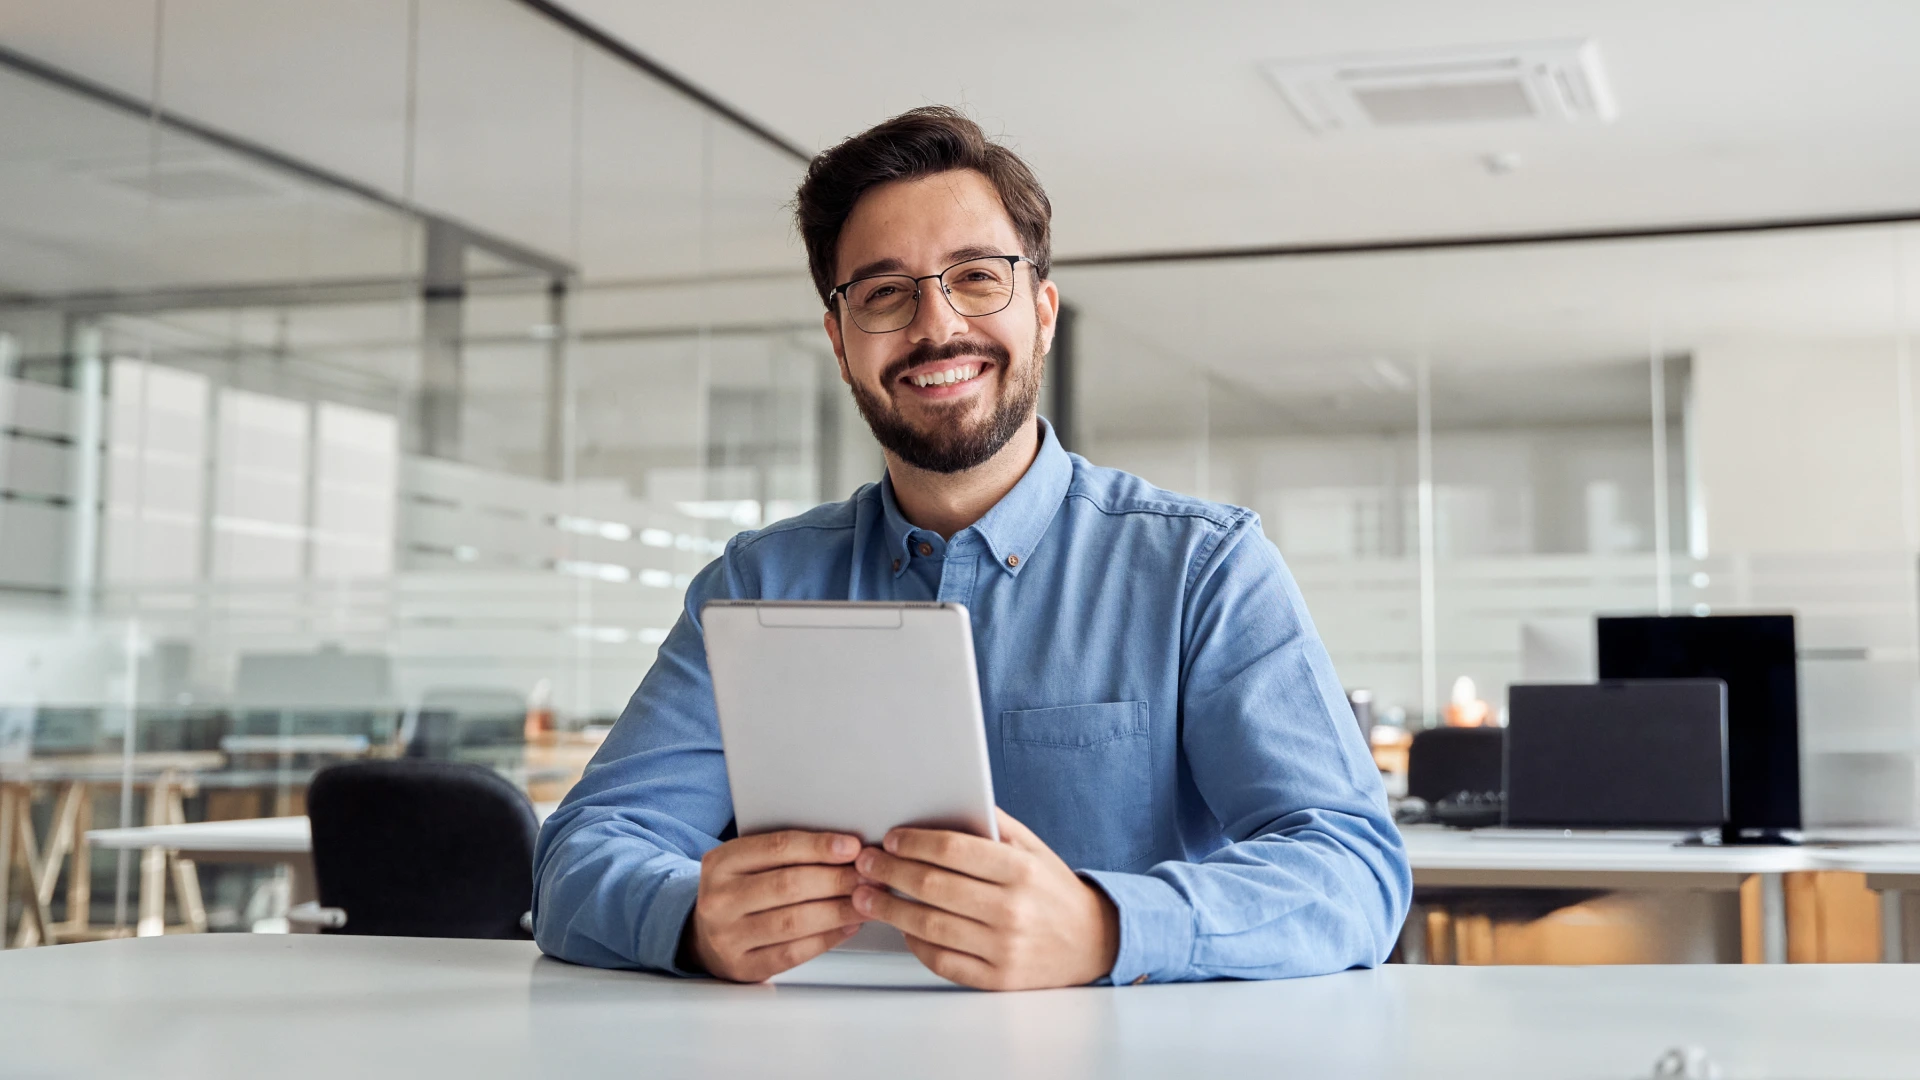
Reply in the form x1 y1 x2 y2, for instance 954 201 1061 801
995 807 1050 854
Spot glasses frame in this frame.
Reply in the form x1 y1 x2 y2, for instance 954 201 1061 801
827 254 1033 334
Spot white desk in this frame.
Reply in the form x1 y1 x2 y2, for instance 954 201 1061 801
1812 844 1920 963
1402 826 1819 963
0 934 1914 1079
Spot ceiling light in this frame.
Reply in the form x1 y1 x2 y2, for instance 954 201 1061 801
1264 39 1617 134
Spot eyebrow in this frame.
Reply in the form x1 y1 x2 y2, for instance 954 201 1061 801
841 245 1014 284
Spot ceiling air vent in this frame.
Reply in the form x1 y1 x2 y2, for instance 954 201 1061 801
1263 39 1617 134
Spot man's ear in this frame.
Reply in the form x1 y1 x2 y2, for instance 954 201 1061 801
823 309 852 386
1034 277 1061 358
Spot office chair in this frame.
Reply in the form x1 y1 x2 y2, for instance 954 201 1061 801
1405 726 1504 804
301 760 537 939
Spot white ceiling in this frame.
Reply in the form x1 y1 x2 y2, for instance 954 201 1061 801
0 0 805 284
557 0 1920 257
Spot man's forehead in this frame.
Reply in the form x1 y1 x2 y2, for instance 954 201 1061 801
836 170 1019 280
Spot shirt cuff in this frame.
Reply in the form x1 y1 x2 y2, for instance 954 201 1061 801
639 868 703 976
1080 869 1195 985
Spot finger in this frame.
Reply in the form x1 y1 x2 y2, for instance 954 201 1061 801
730 896 866 952
722 863 862 919
739 924 862 983
711 830 861 877
881 828 1022 884
856 848 1003 921
852 884 997 959
903 933 1000 990
993 808 1051 855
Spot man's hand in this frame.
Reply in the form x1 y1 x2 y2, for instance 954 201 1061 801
688 829 868 982
851 809 1120 990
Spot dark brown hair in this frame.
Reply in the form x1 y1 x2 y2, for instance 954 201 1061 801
794 106 1052 308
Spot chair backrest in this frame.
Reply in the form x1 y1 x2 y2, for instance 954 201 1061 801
307 759 537 939
1406 726 1505 803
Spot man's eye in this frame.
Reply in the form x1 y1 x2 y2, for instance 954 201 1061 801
863 285 900 301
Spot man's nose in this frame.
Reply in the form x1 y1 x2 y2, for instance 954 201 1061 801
905 279 969 343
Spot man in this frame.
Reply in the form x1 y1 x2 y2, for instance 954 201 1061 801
533 107 1409 989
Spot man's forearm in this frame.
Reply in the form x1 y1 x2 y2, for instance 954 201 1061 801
1082 808 1410 984
532 811 706 972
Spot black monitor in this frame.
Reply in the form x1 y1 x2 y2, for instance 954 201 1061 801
1596 614 1800 837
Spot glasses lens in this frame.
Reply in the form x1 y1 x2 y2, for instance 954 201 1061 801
941 258 1017 317
846 275 917 332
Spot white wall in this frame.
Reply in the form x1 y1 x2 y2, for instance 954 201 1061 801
1693 339 1916 554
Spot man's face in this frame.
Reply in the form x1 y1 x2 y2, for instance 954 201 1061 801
824 169 1059 474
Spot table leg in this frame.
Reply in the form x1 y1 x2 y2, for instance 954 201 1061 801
60 790 92 939
136 772 171 938
1883 889 1906 964
165 784 206 933
9 788 54 949
1398 903 1429 964
19 782 82 946
1759 873 1788 964
0 785 14 947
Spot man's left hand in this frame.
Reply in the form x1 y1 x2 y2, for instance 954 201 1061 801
851 808 1120 990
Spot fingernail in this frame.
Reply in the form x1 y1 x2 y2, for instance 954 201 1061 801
855 851 873 873
883 833 899 854
852 888 872 913
832 835 858 857
842 924 860 937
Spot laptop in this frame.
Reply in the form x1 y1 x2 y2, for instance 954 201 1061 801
1500 680 1728 833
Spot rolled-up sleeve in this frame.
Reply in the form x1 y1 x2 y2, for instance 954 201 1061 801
530 552 740 973
1083 513 1411 983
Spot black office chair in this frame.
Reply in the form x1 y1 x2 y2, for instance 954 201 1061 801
1406 726 1504 804
303 760 537 939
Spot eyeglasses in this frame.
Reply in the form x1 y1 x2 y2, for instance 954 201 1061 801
828 255 1033 334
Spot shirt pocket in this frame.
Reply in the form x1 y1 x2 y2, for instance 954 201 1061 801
999 701 1153 872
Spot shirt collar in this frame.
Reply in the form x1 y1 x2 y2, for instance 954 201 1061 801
877 417 1072 578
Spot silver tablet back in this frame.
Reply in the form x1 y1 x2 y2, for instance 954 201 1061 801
702 600 999 845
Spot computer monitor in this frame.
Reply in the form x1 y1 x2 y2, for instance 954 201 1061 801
1596 614 1800 837
1504 681 1728 830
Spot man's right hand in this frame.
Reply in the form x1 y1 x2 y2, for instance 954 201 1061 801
687 829 868 982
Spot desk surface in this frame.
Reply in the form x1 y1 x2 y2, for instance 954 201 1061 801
0 751 228 782
85 803 561 852
1399 825 1821 874
0 934 1914 1080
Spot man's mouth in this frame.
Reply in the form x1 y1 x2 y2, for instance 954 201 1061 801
898 361 993 395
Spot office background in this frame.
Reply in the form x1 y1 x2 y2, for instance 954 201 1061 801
3 1 1920 937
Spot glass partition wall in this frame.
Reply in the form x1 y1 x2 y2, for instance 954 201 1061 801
1060 222 1920 828
0 1 848 941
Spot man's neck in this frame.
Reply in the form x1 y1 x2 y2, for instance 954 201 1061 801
886 418 1042 540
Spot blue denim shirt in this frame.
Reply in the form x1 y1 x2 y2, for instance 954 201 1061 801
533 420 1410 983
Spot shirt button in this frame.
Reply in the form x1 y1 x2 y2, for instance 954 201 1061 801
1131 974 1149 986
917 543 933 557
891 558 900 572
1006 554 1020 567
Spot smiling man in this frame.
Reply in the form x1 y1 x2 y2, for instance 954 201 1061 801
532 107 1410 989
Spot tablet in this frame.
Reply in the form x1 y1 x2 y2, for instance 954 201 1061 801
702 600 999 846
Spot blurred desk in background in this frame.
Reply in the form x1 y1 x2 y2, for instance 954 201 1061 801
1401 826 1818 964
0 751 226 946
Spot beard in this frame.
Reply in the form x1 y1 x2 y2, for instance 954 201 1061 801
849 327 1045 475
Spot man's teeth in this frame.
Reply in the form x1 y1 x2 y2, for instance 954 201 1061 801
909 364 982 388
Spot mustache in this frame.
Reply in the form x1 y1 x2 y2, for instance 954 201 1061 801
881 338 1012 385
